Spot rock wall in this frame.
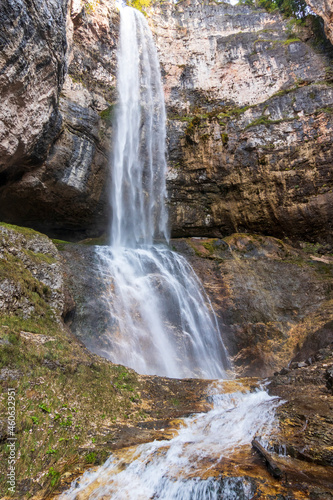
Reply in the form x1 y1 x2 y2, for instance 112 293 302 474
174 234 333 377
0 0 119 239
0 223 69 325
149 0 333 243
0 0 333 243
0 0 67 174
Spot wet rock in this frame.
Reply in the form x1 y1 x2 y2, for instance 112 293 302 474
280 367 290 375
173 234 333 377
325 365 333 393
62 233 333 378
289 361 307 370
292 321 333 363
269 353 333 469
252 438 283 479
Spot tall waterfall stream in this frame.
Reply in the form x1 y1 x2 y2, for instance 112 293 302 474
60 5 282 498
94 4 229 380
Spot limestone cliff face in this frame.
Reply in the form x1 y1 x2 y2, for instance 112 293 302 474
0 0 119 239
0 0 67 174
148 0 333 243
1 0 333 243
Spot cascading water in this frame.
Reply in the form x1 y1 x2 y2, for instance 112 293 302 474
59 385 282 500
94 4 230 379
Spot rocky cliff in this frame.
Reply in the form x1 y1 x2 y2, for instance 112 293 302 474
149 0 333 243
1 0 333 244
306 0 333 44
0 0 119 239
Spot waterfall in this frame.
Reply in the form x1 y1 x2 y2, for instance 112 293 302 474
59 386 282 499
94 4 230 379
110 5 168 249
59 8 283 499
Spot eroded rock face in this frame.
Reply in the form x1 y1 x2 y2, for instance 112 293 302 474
306 0 333 45
0 0 119 239
60 234 333 378
148 0 333 243
172 234 333 377
269 351 333 470
0 223 68 322
1 0 333 243
0 0 67 172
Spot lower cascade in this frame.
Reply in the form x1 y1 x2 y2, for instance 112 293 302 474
95 245 229 379
59 386 281 499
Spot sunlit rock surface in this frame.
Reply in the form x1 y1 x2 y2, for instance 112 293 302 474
0 0 67 172
60 234 333 378
147 0 333 242
172 234 333 377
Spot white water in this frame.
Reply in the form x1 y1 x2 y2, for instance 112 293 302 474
95 245 229 378
60 386 281 500
110 4 168 249
94 5 230 379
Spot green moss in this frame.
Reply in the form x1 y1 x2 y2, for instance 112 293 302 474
202 241 215 254
217 105 253 120
185 116 201 140
99 104 115 123
221 133 229 146
283 37 301 45
200 133 211 142
315 106 333 115
78 235 109 246
85 452 97 464
0 222 44 239
68 74 84 86
52 239 71 251
22 248 57 265
245 115 294 129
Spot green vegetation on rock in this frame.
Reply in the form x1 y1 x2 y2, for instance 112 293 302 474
239 0 308 18
99 104 115 123
128 0 151 14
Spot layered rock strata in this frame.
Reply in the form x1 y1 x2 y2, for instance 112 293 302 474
172 234 333 377
148 0 333 242
0 0 119 239
1 0 333 243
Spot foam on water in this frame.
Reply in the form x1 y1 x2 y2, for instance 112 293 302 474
59 386 281 499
